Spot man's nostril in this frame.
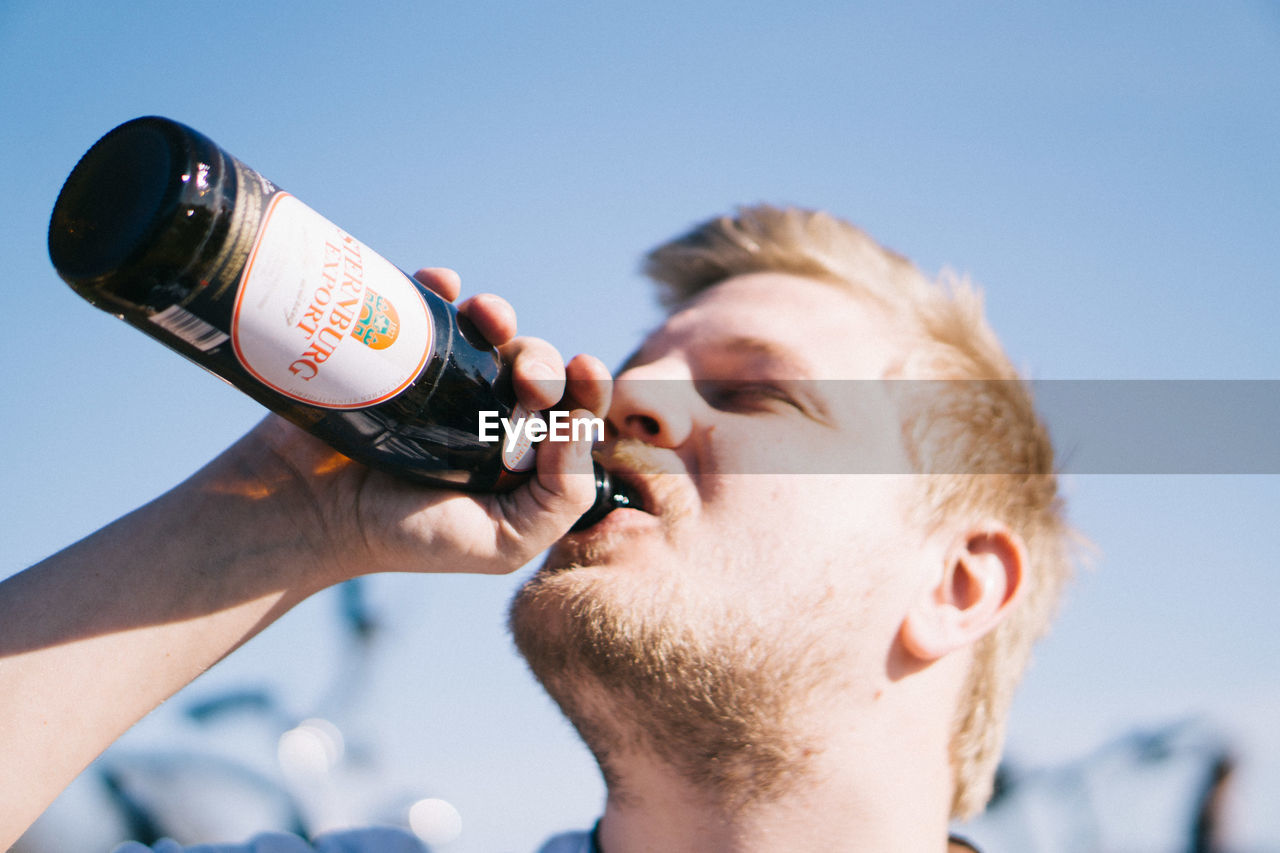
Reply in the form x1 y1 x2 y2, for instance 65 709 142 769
627 414 661 437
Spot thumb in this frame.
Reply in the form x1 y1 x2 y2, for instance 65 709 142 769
497 408 600 548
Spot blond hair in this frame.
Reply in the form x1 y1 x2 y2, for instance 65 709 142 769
643 204 1072 819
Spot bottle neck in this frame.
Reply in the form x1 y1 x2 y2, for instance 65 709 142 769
571 464 636 531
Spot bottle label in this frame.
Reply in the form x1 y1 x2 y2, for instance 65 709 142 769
231 194 434 409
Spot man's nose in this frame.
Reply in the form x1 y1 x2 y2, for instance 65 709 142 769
607 357 695 448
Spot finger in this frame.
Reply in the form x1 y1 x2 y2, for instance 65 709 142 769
501 337 565 411
564 353 612 418
496 408 598 544
412 267 462 302
459 293 518 347
533 407 600 501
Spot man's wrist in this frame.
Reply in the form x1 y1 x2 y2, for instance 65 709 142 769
174 425 362 596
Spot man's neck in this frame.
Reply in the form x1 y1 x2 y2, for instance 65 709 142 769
593 738 955 853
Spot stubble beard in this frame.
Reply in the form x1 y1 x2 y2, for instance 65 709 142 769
508 543 844 812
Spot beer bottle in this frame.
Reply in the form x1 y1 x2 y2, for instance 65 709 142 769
48 116 630 530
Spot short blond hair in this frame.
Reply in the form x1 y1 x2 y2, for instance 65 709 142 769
643 204 1072 819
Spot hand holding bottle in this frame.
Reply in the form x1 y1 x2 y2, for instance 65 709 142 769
207 266 614 584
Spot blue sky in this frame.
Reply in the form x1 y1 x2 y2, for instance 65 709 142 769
3 2 1278 850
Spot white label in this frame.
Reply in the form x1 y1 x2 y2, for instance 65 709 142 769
231 194 434 409
502 404 540 472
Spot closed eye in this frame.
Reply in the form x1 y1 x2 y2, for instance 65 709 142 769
701 381 805 414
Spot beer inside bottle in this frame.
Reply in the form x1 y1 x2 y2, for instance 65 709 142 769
49 116 630 527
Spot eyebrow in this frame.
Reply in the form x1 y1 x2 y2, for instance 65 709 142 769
712 336 817 378
617 335 818 378
617 334 835 425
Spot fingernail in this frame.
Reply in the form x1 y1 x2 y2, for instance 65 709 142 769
526 361 557 381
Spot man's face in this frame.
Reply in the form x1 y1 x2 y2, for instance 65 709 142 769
510 273 943 797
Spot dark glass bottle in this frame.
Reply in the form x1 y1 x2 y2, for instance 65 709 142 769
49 116 629 530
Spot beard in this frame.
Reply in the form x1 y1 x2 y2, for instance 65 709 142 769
508 539 848 811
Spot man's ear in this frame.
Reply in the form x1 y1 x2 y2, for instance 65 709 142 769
900 525 1026 662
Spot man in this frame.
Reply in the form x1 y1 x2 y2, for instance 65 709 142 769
0 206 1070 852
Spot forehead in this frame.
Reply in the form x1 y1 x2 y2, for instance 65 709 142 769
640 272 909 379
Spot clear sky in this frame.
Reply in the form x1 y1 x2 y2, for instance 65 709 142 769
3 2 1278 851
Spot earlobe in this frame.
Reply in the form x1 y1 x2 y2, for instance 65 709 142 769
900 526 1026 662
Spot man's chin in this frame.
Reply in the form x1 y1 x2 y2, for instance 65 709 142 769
508 548 647 682
508 555 828 810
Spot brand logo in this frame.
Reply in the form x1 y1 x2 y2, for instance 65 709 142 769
352 289 400 350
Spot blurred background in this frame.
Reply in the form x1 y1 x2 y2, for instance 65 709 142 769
2 2 1277 851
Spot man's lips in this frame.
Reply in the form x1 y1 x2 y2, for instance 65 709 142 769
585 440 697 528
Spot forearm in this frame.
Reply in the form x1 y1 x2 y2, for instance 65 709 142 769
0 452 334 848
0 327 606 843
